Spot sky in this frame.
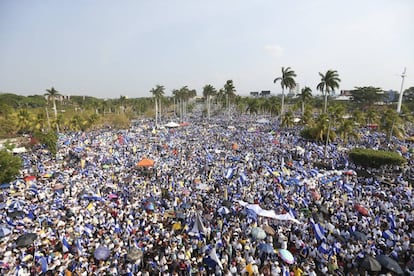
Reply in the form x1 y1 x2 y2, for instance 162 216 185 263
0 0 413 99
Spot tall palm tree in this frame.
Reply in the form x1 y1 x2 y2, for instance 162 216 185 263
299 86 312 117
45 87 61 132
274 67 297 120
150 85 165 126
224 80 236 120
203 84 217 120
317 70 341 113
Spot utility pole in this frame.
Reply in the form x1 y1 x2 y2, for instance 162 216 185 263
396 67 407 113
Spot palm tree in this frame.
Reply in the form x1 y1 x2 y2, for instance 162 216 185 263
380 109 405 141
150 85 165 126
224 80 236 120
16 109 31 133
45 87 61 132
337 119 359 144
281 111 294 128
299 86 312 117
274 67 297 120
246 98 260 115
317 70 341 113
203 84 216 120
366 108 379 127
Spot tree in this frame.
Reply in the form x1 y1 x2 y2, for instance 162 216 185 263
33 131 58 156
337 119 359 144
351 86 384 107
224 80 236 119
0 149 22 183
202 84 216 120
299 86 312 117
349 148 406 169
150 85 165 126
44 87 61 132
380 109 405 141
317 70 341 113
274 67 296 119
281 111 294 128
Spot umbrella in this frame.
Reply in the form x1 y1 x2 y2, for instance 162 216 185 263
359 255 381 272
262 225 276 236
53 184 65 191
8 210 25 219
0 225 12 237
144 201 155 211
352 231 368 241
318 204 330 215
251 227 266 240
257 243 274 254
355 204 369 216
94 246 110 260
126 248 143 262
278 248 294 264
24 176 36 182
108 194 118 199
376 255 403 275
0 183 11 189
137 158 155 167
221 200 232 208
218 206 230 215
16 233 38 247
180 202 191 209
172 222 182 231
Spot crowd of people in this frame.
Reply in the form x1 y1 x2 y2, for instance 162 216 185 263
0 116 413 275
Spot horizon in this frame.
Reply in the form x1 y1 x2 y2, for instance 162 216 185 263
1 0 413 98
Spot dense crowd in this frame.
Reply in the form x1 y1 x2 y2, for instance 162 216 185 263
1 116 413 275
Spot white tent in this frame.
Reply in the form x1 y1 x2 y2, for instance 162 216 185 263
164 122 180 128
256 118 270 124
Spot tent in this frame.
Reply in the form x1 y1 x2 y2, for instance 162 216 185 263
137 158 155 167
165 122 180 128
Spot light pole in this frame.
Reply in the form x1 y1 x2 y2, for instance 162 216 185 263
396 67 407 113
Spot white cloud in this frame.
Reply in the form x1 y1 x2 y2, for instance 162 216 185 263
264 44 284 59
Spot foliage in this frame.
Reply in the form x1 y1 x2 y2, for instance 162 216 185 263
274 67 296 116
350 86 384 107
349 148 406 168
317 70 341 113
33 131 58 156
0 149 22 183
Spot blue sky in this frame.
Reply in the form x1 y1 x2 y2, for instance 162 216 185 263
0 0 413 98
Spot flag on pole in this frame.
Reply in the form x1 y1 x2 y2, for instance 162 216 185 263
62 237 71 253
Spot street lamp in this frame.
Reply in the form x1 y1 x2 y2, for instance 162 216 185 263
396 67 407 114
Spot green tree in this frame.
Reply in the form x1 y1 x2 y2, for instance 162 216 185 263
299 86 312 117
33 131 58 156
224 80 236 119
202 84 217 120
337 119 359 144
0 150 22 183
380 109 405 141
44 87 61 132
317 70 341 113
281 111 294 128
351 86 384 107
150 85 165 126
274 67 297 119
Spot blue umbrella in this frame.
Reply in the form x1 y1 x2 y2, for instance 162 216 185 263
0 183 11 189
94 246 110 260
257 243 274 254
0 225 12 237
